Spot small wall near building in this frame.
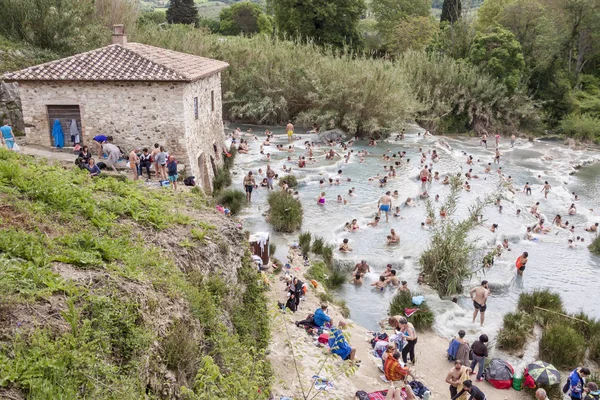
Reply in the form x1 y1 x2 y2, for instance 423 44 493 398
18 81 187 157
182 73 226 193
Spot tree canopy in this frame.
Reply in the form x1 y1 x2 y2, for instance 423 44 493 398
219 2 272 36
371 0 430 49
166 0 198 25
440 0 462 23
267 0 366 49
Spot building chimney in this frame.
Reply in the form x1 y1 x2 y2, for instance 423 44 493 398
112 25 127 46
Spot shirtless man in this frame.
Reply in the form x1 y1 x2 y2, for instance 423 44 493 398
382 264 394 278
419 167 429 187
446 361 472 398
385 270 401 286
523 182 532 195
379 191 393 222
243 171 256 202
371 276 387 290
470 280 490 326
339 238 352 252
352 260 370 277
368 216 381 227
286 120 294 143
586 222 599 232
129 148 140 181
387 229 400 244
481 133 488 148
530 202 540 218
150 143 161 177
266 165 276 190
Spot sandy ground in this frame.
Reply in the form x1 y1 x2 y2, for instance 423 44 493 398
266 247 528 400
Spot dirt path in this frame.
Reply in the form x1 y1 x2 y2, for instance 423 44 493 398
266 247 528 400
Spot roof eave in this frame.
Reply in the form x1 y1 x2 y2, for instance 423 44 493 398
188 64 230 82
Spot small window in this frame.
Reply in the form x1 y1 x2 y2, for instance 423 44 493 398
211 90 215 112
194 97 198 120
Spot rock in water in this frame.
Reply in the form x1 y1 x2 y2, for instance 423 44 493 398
315 129 348 144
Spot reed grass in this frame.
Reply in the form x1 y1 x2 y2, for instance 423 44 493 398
216 189 246 215
539 324 586 369
298 232 311 256
496 311 534 351
389 290 434 330
267 191 303 232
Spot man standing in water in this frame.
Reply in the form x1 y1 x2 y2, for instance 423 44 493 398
419 167 429 187
266 165 276 190
470 280 490 326
286 120 294 143
352 260 370 277
378 191 393 222
243 171 256 202
541 181 551 199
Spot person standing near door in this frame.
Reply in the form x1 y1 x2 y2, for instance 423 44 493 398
1 120 15 150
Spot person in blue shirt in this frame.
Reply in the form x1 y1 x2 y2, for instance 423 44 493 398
313 304 332 327
568 367 591 400
87 158 101 177
328 321 356 361
0 120 15 150
92 135 109 158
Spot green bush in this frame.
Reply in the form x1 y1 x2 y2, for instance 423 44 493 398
589 235 600 255
321 244 334 268
267 191 303 232
497 312 534 351
216 189 247 215
212 166 232 193
517 289 563 325
539 324 586 369
389 290 434 330
305 261 345 290
298 232 311 256
311 236 325 255
279 175 298 188
268 243 276 258
558 114 600 142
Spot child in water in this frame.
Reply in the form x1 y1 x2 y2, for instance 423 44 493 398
317 192 326 205
371 276 387 291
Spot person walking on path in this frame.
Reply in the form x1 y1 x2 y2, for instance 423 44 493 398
567 367 591 400
0 120 15 150
469 335 488 382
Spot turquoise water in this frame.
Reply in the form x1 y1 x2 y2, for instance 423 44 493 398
230 124 600 346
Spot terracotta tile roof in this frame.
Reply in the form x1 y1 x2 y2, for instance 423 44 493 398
2 43 229 82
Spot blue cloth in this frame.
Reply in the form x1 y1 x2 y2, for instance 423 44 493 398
569 369 585 398
1 126 14 149
93 135 108 143
447 338 460 360
52 120 64 149
87 164 101 176
328 327 352 360
167 160 178 176
313 308 331 327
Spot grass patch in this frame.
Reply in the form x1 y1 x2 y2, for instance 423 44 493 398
517 289 563 325
298 232 311 256
306 261 345 290
311 236 325 255
389 290 434 330
539 324 586 369
589 235 600 255
267 191 303 232
216 188 247 215
496 311 534 351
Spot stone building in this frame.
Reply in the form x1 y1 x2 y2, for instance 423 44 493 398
2 26 229 193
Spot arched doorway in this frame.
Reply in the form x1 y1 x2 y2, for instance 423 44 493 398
197 152 210 192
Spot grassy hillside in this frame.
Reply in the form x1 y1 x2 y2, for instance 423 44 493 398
0 149 271 399
0 36 58 75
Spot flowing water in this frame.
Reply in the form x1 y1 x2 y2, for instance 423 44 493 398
230 124 600 358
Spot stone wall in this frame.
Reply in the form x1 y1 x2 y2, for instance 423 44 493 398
182 73 226 193
18 81 187 157
0 82 23 133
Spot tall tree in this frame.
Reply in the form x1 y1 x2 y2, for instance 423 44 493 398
440 0 462 23
371 0 430 49
166 0 198 25
219 2 272 36
268 0 366 49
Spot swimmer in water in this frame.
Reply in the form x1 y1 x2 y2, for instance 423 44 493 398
351 272 363 284
515 252 528 276
387 229 400 244
393 206 402 218
523 182 532 195
371 276 387 290
368 216 381 227
379 191 393 222
442 176 450 185
502 239 510 250
317 192 326 205
351 219 360 231
406 197 416 207
339 238 353 252
568 203 577 215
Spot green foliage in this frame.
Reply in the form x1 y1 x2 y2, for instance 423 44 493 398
298 232 312 256
371 0 430 49
0 35 58 75
389 290 435 330
311 236 324 255
419 176 492 295
166 0 199 25
390 16 439 54
321 244 334 268
212 166 232 193
163 319 200 384
268 0 366 49
139 10 167 25
517 289 563 325
496 311 534 351
0 0 107 55
279 174 298 188
267 191 303 232
469 25 525 94
305 261 345 290
429 19 476 60
441 0 462 24
268 242 277 258
216 188 247 214
558 114 600 143
219 2 272 36
539 325 586 369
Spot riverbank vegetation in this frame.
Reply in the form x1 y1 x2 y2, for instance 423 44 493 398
497 289 600 367
0 149 271 399
389 290 435 330
419 176 492 296
267 191 303 232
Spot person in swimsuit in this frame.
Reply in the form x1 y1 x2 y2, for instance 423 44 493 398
494 148 501 164
419 167 429 186
523 182 532 195
243 171 256 202
339 238 352 252
470 280 489 326
352 260 370 277
541 181 551 199
516 252 528 276
317 192 326 205
266 165 276 190
481 133 487 148
379 191 393 222
286 120 294 143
